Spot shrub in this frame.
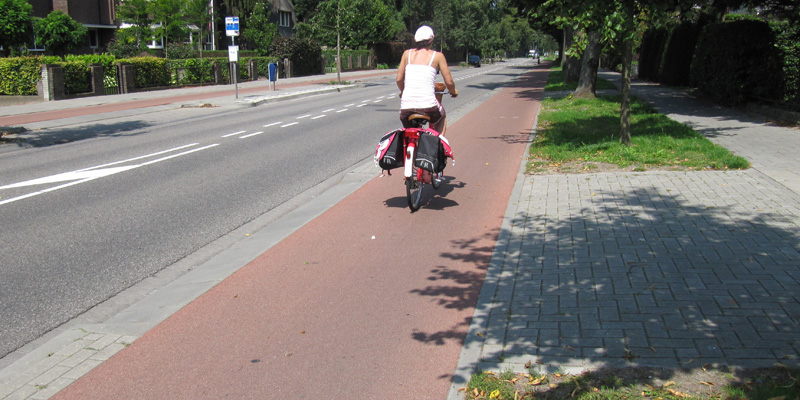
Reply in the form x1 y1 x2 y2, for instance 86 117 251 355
772 20 800 107
659 21 705 87
270 37 323 77
61 60 91 94
638 27 668 82
117 56 170 88
691 19 784 106
0 56 43 95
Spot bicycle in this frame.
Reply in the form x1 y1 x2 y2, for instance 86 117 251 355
375 88 454 211
400 103 454 211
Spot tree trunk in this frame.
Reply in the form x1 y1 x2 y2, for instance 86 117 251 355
562 26 580 83
573 30 601 99
620 39 633 145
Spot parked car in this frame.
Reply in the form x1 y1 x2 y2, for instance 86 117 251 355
468 55 481 67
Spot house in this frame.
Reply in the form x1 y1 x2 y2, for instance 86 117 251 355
267 0 297 38
27 0 117 54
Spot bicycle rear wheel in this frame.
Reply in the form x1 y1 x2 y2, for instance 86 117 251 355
406 171 423 211
431 171 442 189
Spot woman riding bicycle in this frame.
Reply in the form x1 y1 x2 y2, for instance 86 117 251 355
396 25 458 137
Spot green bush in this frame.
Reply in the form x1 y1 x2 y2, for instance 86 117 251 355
691 19 784 106
270 37 323 77
659 21 706 87
61 60 91 94
117 57 170 88
167 58 216 85
638 27 668 82
65 54 117 82
0 56 44 95
772 20 800 107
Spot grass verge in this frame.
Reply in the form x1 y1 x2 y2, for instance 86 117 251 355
529 69 749 174
462 366 800 400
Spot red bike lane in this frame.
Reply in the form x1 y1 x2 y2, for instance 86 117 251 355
52 65 548 400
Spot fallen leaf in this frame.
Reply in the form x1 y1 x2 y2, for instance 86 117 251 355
549 384 558 389
702 363 712 371
490 389 500 398
591 192 596 196
699 381 715 386
524 360 532 368
530 376 546 385
666 388 688 398
663 381 676 388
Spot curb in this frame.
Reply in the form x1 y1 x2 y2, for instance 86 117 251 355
232 84 364 107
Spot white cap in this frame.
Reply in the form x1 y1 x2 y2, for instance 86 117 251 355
414 25 434 42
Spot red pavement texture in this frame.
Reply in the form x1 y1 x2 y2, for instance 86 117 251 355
53 66 548 400
0 71 395 126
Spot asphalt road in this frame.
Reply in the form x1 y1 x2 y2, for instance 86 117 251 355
0 61 528 359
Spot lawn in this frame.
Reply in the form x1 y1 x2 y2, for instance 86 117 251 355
528 68 750 174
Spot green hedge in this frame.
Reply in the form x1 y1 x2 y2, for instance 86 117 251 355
0 57 44 95
691 19 784 106
638 27 668 82
117 57 170 88
772 20 799 107
270 37 323 77
658 21 706 87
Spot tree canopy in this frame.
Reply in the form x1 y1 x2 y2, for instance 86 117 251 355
0 0 34 55
33 10 88 57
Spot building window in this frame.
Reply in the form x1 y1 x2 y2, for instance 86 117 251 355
279 11 291 27
28 35 45 52
89 29 99 48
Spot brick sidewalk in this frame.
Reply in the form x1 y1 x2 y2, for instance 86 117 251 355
448 74 800 398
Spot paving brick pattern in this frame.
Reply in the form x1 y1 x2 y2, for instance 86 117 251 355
0 331 135 400
473 169 800 375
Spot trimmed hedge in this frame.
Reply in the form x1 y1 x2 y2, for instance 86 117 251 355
772 20 799 107
0 57 44 95
658 22 705 87
117 57 170 88
691 19 784 106
638 27 668 82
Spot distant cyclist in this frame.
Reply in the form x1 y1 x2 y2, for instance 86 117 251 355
396 25 458 137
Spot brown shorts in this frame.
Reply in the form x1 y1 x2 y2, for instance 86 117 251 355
399 106 444 128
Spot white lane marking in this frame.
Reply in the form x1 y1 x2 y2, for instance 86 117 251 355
75 144 199 172
296 114 311 119
139 144 219 166
311 115 326 119
0 144 219 206
357 104 366 108
0 166 139 189
336 109 348 113
376 96 385 99
322 108 335 112
239 131 264 139
344 103 355 107
373 100 382 103
281 122 299 128
222 130 246 138
263 122 282 128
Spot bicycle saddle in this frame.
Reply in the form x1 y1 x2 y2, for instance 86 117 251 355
408 114 431 122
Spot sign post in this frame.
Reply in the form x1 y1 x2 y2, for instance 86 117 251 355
225 17 240 98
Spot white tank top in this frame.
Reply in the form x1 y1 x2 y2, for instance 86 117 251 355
400 50 437 110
